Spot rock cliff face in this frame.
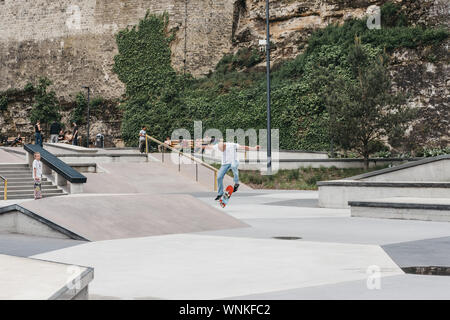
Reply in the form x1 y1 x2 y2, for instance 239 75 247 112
0 0 448 147
232 0 448 63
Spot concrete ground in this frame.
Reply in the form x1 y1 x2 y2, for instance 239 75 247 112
0 146 449 300
1 190 449 300
0 148 25 163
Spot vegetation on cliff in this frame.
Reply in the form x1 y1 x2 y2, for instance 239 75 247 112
111 3 447 154
29 78 61 129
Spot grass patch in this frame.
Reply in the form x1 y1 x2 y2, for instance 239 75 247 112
212 165 389 190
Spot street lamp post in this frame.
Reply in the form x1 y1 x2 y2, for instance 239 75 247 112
265 0 272 174
82 86 90 148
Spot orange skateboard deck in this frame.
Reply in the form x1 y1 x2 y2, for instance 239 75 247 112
219 185 234 208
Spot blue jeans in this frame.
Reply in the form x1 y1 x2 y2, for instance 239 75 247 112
217 161 239 196
35 133 42 147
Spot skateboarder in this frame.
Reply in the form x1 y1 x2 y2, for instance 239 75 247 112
207 142 259 201
32 152 43 200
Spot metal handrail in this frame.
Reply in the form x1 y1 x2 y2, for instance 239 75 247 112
145 135 218 191
0 175 7 201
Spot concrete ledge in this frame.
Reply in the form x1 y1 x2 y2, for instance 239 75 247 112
318 180 450 188
349 198 450 211
0 254 93 300
350 198 450 222
348 155 450 181
318 182 450 208
0 204 88 240
44 143 98 153
68 163 97 173
56 153 148 164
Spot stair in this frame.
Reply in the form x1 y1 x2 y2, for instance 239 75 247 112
0 164 65 200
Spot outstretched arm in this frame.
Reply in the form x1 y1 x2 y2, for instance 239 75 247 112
239 145 260 151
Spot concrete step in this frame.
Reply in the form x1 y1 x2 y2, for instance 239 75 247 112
4 189 64 195
1 188 61 194
0 185 59 191
0 181 53 187
0 165 29 170
5 193 65 200
0 174 33 178
1 191 61 198
0 168 32 172
349 197 450 222
1 177 48 182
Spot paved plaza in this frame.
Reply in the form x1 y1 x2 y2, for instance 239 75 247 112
0 149 449 300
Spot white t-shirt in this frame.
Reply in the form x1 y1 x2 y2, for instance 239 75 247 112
139 129 146 141
214 143 239 165
33 159 42 180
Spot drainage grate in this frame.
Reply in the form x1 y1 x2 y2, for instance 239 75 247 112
402 266 450 276
272 236 302 240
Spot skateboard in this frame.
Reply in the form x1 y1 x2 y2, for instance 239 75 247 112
219 185 234 208
34 181 42 200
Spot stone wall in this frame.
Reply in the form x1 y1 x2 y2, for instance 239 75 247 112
0 0 235 101
0 0 448 147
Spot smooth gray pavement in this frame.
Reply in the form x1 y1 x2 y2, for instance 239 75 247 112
383 236 450 267
1 145 449 300
227 274 450 300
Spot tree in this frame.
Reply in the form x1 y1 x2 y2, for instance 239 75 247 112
70 92 88 125
29 78 61 130
316 39 414 168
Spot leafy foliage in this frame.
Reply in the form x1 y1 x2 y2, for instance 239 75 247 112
313 38 415 167
114 4 448 151
215 47 263 74
113 12 177 99
70 92 88 125
29 78 61 127
0 95 7 111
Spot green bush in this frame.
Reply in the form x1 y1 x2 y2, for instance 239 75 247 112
0 95 7 111
29 77 61 127
417 147 450 157
70 92 88 125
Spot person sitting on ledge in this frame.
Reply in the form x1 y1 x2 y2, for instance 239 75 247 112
10 134 23 147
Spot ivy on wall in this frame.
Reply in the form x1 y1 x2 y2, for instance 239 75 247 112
114 5 448 151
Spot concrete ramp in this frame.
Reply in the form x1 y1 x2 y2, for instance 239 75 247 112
16 194 247 241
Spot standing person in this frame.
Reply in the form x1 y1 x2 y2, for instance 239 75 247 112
72 122 79 146
207 142 259 201
34 121 43 147
49 121 61 144
32 152 43 200
139 126 147 153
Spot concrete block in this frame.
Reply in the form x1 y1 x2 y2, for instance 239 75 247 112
70 183 84 194
55 173 67 187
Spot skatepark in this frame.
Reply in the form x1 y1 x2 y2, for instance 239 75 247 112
0 144 449 300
